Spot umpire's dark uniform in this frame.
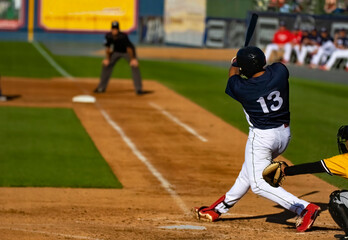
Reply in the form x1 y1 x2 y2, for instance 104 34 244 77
95 21 143 94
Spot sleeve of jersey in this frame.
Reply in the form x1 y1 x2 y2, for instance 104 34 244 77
322 154 348 179
276 62 289 79
104 34 111 47
225 77 239 101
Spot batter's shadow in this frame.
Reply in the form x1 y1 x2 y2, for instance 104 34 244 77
219 191 338 232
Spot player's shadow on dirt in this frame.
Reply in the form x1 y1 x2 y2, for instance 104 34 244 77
220 191 338 232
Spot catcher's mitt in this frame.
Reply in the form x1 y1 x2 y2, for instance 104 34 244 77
262 161 288 187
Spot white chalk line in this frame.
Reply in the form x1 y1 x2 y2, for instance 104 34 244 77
98 107 190 214
148 102 208 142
30 46 191 219
31 41 73 80
0 226 103 240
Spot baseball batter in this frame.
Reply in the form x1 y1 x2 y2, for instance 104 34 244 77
94 21 143 94
194 46 320 232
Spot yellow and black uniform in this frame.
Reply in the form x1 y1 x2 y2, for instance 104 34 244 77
321 154 348 178
284 153 348 177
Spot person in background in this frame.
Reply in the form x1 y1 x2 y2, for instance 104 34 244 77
324 0 339 13
309 27 335 68
264 21 293 62
320 28 348 71
324 0 346 14
94 21 144 95
296 27 321 65
283 27 303 64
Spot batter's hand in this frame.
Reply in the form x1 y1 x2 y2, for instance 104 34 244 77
231 57 237 64
102 58 110 66
130 58 139 67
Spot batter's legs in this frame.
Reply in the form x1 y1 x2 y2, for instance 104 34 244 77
215 161 250 213
216 126 309 216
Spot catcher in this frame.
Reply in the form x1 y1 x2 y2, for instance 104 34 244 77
263 125 348 237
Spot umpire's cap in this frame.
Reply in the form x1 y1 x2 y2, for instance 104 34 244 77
111 21 120 29
232 46 266 78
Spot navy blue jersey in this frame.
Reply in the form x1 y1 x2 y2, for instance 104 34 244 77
225 62 290 129
337 37 348 48
319 36 333 45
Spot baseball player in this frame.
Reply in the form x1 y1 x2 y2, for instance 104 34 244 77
320 28 348 71
94 21 144 94
280 125 348 237
297 28 321 65
193 46 320 232
282 27 302 64
309 27 335 68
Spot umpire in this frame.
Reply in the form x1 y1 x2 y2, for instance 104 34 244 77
94 21 143 94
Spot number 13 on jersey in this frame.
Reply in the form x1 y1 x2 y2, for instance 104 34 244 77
256 91 283 113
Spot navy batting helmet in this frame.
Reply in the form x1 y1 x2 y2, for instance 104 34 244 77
232 46 266 78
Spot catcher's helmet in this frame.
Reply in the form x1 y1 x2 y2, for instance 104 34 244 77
337 125 348 154
232 46 266 78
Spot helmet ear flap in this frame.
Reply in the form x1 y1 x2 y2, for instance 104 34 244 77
235 46 266 78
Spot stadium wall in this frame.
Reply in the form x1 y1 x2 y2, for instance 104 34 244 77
0 0 347 48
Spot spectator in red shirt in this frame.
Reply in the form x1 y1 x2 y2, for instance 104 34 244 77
264 21 294 62
283 27 302 63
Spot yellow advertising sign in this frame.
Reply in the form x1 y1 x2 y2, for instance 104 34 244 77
39 0 137 32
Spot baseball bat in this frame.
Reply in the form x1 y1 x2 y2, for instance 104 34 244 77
244 13 258 47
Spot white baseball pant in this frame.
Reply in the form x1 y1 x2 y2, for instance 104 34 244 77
323 49 348 70
311 41 336 66
215 125 309 216
298 45 319 65
283 43 301 63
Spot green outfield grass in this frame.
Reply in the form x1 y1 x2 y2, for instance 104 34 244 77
0 106 122 188
0 42 59 78
1 41 348 189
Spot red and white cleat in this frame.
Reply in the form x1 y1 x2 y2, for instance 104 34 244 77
192 206 221 222
296 203 321 232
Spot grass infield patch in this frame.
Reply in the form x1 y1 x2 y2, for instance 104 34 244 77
0 106 122 188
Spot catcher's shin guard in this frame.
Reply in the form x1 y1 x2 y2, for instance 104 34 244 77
329 190 348 235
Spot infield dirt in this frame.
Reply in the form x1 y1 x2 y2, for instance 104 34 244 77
0 77 342 239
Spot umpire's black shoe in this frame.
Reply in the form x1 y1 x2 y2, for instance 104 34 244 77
136 90 153 95
94 88 105 93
